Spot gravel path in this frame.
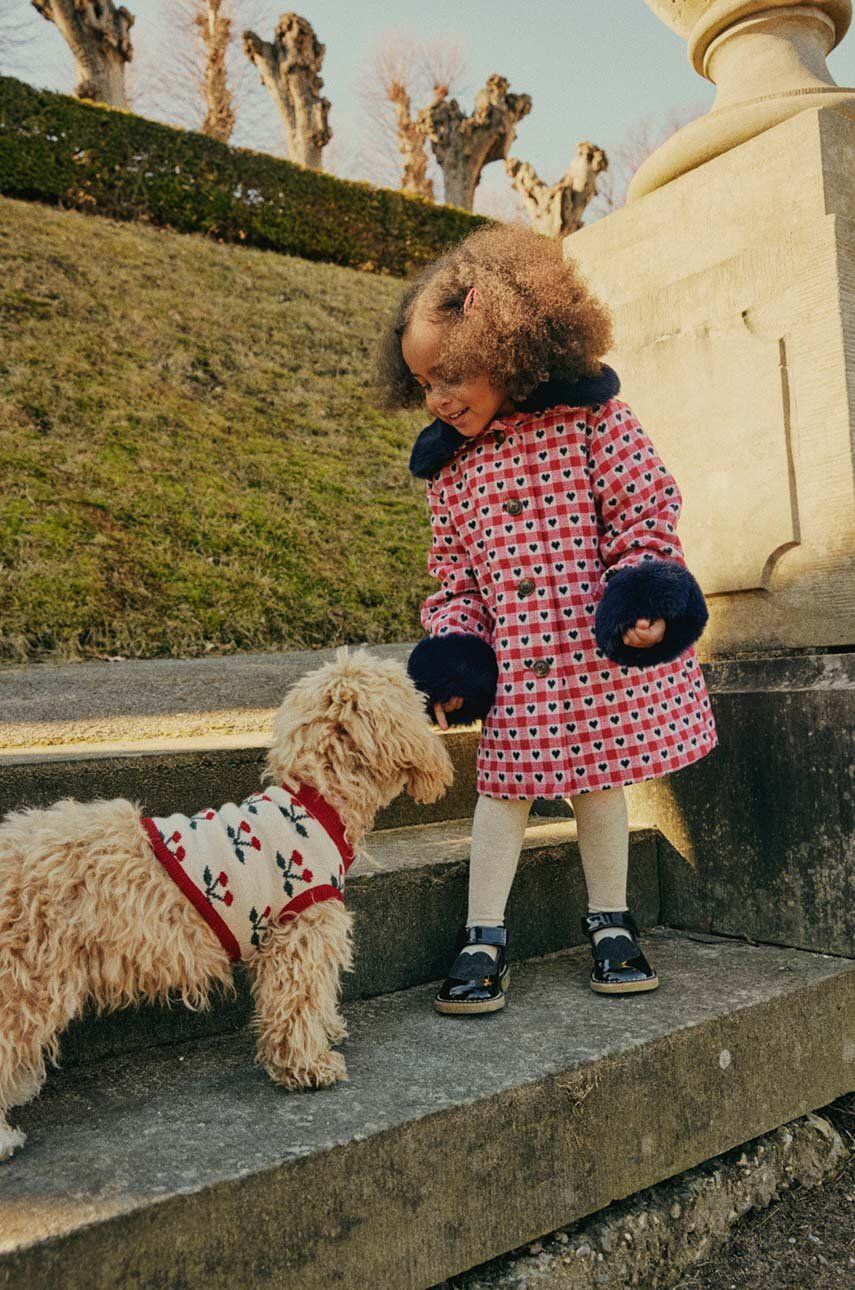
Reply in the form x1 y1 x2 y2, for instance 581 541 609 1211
674 1095 855 1290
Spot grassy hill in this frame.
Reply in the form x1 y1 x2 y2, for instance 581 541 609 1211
0 197 433 662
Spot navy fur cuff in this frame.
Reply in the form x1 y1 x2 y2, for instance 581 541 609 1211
407 633 498 724
409 420 467 479
594 559 709 667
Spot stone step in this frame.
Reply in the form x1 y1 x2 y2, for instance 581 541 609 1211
0 643 499 830
1 931 852 1290
56 818 660 1066
0 645 414 751
0 726 486 832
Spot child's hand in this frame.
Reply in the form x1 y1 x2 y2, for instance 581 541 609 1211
622 618 666 649
433 697 463 730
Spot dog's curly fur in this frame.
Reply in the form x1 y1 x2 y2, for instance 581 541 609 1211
0 649 453 1159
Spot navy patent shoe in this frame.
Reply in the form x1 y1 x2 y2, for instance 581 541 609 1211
434 924 510 1015
581 910 659 994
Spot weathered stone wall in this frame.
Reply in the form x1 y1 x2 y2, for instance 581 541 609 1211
456 1109 849 1289
625 653 855 956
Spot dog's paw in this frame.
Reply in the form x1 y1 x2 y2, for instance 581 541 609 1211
0 1123 26 1161
302 1049 348 1088
265 1048 348 1091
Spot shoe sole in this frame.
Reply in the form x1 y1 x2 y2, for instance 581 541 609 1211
590 975 660 994
434 970 510 1016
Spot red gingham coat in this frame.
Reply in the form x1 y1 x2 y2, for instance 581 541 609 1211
420 396 718 800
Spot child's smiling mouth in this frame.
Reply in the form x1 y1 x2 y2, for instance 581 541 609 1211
445 408 469 423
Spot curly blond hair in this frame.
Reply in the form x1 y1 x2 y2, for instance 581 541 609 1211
376 224 614 408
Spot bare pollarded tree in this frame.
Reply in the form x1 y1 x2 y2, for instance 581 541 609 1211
505 141 609 238
357 35 468 199
131 0 265 148
418 75 532 211
31 0 134 108
195 0 236 143
243 12 331 169
387 81 433 200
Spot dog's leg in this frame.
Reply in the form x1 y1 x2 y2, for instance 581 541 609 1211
250 901 353 1091
0 1120 26 1162
0 962 94 1160
0 1063 41 1159
0 1002 72 1161
0 912 90 1162
0 796 236 1161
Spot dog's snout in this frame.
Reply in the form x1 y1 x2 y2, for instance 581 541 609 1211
406 731 454 804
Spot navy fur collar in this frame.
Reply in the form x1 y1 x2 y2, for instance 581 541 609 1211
408 364 621 479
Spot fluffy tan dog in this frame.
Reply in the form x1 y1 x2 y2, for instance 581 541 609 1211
0 649 453 1159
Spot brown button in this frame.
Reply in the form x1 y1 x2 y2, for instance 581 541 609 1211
531 659 551 678
503 498 523 516
493 430 506 446
517 578 535 597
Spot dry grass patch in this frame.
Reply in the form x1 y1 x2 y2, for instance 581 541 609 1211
0 197 432 661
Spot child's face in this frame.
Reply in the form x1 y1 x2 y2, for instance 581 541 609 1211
401 310 515 437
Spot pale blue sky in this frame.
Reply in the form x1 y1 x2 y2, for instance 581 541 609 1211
5 0 855 214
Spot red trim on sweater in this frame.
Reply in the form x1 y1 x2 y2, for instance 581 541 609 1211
277 884 345 923
141 816 243 962
280 781 355 869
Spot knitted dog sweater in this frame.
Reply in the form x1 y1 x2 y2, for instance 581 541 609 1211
142 782 354 961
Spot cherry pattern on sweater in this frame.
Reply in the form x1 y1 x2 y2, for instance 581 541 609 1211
142 782 354 961
421 396 718 798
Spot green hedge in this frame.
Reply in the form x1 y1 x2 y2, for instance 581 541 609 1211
0 75 483 276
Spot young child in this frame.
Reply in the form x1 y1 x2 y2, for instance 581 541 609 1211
377 225 717 1015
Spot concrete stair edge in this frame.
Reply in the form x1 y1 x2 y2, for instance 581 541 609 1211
0 643 415 750
1 932 852 1290
0 727 497 832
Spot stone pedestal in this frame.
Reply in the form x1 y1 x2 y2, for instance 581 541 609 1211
632 0 855 198
569 103 855 658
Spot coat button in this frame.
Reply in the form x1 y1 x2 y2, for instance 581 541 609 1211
517 578 535 597
503 498 523 516
531 659 551 678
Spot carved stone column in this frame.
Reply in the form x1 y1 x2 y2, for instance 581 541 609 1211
630 0 855 199
571 104 855 653
563 1 855 955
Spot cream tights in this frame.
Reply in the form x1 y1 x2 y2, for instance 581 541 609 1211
461 787 630 960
